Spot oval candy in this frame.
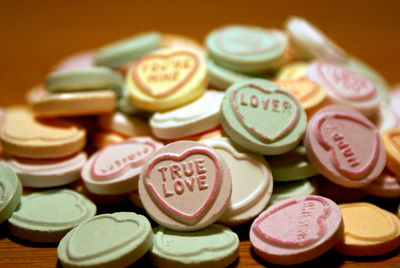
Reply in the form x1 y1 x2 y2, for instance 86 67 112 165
382 128 400 176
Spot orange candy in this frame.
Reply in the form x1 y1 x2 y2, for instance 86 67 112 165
334 203 400 256
383 128 400 176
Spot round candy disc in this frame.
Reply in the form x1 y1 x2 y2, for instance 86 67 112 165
250 195 343 265
8 189 96 242
206 25 287 73
58 212 153 268
95 32 162 68
3 152 87 188
305 105 386 188
138 140 232 231
221 79 307 155
0 106 86 159
150 224 239 268
362 168 400 198
382 128 400 176
81 137 163 195
307 60 380 116
0 163 22 224
203 137 273 225
334 203 400 256
285 16 348 62
150 90 224 140
127 48 207 111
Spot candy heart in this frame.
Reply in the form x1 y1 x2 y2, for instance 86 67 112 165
316 112 379 179
231 83 301 142
254 196 330 246
67 214 143 260
133 51 199 97
92 138 158 178
144 147 221 225
217 26 280 55
313 61 376 101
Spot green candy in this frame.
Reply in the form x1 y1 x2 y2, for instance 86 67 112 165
95 32 162 67
221 79 307 155
268 179 317 206
58 212 153 268
206 25 286 73
150 224 239 268
8 189 96 242
46 66 123 94
266 143 318 181
347 57 390 103
206 57 254 90
0 163 22 224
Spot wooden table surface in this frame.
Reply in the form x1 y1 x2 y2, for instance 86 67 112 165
1 1 400 267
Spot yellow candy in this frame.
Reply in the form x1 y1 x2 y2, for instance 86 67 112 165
383 128 400 176
127 48 208 111
334 202 400 256
276 62 309 80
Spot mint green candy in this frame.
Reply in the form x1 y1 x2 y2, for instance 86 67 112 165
0 163 22 224
95 32 162 67
150 224 239 268
206 25 286 73
8 189 96 242
46 66 123 94
266 143 318 181
347 57 390 103
207 57 254 90
268 179 317 206
221 79 307 155
58 212 153 268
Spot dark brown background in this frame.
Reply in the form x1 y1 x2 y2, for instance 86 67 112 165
0 0 399 267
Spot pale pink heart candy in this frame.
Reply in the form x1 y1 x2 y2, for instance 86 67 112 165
54 51 95 71
81 137 163 195
250 195 343 265
307 60 380 117
138 141 232 231
363 168 400 198
305 105 386 188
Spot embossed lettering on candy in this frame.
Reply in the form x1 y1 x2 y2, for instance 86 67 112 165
133 51 199 97
144 147 221 224
250 195 343 265
231 83 301 142
316 112 380 179
91 138 158 178
315 61 376 100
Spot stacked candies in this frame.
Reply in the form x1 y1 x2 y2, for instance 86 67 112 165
0 16 399 267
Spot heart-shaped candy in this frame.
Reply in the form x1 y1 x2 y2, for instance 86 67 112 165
144 147 221 225
133 51 199 97
231 83 301 142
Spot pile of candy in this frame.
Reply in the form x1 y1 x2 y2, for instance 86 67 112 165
0 16 400 267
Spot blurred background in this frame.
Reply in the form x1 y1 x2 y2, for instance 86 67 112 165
1 0 399 106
